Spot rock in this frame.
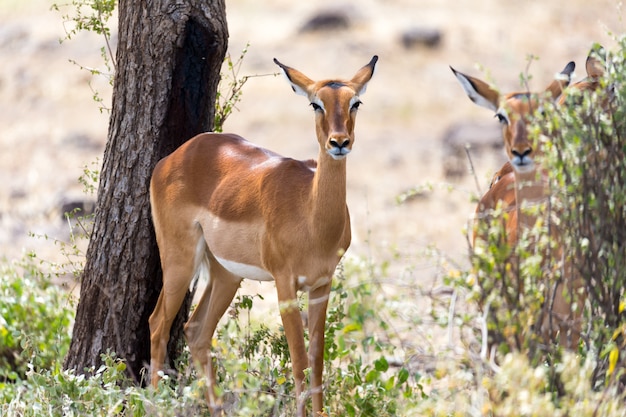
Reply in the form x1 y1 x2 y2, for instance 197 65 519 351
0 25 29 49
299 9 351 33
400 27 443 49
62 131 102 150
61 200 96 220
441 122 502 178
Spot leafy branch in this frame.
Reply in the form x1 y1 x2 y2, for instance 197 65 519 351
51 0 116 112
214 43 279 132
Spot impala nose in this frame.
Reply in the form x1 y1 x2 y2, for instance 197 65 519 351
327 137 351 159
511 148 534 170
512 148 531 159
330 138 350 149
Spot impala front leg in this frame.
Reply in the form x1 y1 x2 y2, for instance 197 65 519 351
276 281 308 416
308 282 332 415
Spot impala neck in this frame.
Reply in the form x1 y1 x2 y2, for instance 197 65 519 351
514 168 549 226
310 148 348 244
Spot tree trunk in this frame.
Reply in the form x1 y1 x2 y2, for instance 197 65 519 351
64 0 228 381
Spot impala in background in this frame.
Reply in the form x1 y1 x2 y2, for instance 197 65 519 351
451 59 587 356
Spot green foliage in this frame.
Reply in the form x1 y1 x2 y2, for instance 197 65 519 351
1 351 212 416
471 199 557 361
0 254 424 416
538 40 626 387
0 256 73 384
411 351 626 416
457 39 626 413
51 0 116 112
213 45 278 133
52 0 116 39
78 159 100 196
214 45 251 133
322 259 418 416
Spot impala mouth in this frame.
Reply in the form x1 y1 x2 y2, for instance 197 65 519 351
511 157 535 173
327 147 350 160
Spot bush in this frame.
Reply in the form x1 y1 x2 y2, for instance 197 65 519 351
0 256 74 383
539 41 626 388
0 254 423 416
460 39 626 412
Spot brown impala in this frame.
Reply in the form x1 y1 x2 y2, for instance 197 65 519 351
451 59 587 355
148 56 378 416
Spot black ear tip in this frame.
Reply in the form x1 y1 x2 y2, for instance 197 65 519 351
563 61 576 74
273 58 284 68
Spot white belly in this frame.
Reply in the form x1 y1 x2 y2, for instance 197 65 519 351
215 256 274 282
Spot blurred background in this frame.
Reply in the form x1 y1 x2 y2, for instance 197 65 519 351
0 0 621 283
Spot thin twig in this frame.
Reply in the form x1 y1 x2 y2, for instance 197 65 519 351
464 144 482 195
447 289 457 347
480 300 490 361
98 8 116 70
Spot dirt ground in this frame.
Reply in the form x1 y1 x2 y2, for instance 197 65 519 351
0 0 622 340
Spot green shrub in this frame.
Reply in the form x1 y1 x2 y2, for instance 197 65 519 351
1 253 425 416
538 41 626 387
198 255 420 416
0 256 74 383
457 39 626 413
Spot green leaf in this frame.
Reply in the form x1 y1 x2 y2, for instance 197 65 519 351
374 356 389 372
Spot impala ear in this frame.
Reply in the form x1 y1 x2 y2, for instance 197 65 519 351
350 55 378 96
545 61 575 99
586 44 606 79
273 58 314 98
450 66 499 112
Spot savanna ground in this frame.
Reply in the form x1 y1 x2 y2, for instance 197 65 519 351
1 0 625 414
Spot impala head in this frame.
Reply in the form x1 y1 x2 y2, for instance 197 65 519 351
560 45 607 105
274 56 378 160
451 62 575 174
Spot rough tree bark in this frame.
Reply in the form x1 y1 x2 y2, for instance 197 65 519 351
64 0 228 381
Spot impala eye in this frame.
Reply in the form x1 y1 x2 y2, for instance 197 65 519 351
495 112 508 125
351 100 362 111
310 102 323 112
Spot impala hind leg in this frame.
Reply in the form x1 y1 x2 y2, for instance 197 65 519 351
184 253 242 415
548 278 585 350
149 262 198 387
149 224 204 387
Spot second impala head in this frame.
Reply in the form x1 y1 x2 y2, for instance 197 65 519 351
274 56 378 160
450 60 575 174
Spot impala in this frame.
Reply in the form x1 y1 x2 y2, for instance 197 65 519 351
559 45 606 106
451 59 587 353
148 56 378 416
